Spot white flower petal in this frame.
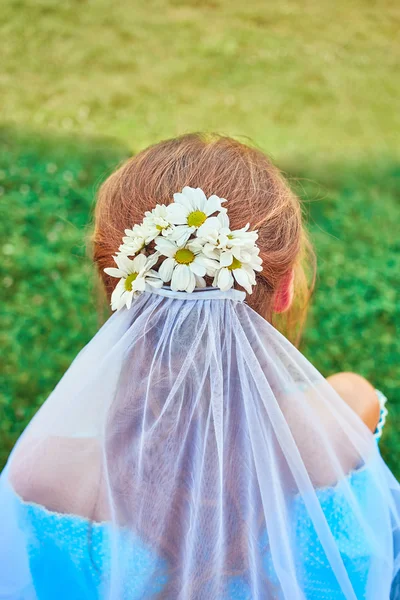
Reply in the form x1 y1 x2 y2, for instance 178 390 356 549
218 232 230 248
146 276 163 288
148 269 162 278
218 210 229 228
217 267 234 292
127 223 145 236
133 276 146 292
143 228 160 243
169 225 193 246
196 216 221 238
194 188 208 210
173 191 194 211
245 252 263 271
187 270 196 293
233 268 252 294
154 204 168 216
144 252 160 270
171 263 190 292
116 253 135 273
111 293 123 311
170 266 180 291
159 257 175 282
119 237 145 255
126 290 134 309
241 263 257 284
166 203 189 225
183 187 207 211
202 243 220 260
104 267 124 278
110 279 126 310
186 238 204 254
205 194 226 216
143 204 171 232
190 258 206 277
132 253 147 272
231 227 258 244
195 255 220 276
236 248 249 261
220 252 233 268
155 237 179 258
179 265 192 292
161 227 174 237
195 275 207 288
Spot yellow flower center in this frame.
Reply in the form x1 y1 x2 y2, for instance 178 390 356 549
187 210 207 228
228 257 242 270
156 225 163 231
125 272 138 291
175 248 195 265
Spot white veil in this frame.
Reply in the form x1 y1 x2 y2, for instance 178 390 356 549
1 287 400 599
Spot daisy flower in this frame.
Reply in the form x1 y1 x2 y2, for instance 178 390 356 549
155 237 219 293
197 211 259 265
118 224 149 256
167 186 227 246
104 253 162 310
142 204 174 241
213 247 263 295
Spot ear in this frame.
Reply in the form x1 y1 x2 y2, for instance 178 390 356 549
273 269 295 314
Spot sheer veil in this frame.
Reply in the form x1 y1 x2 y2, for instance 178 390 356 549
1 287 400 599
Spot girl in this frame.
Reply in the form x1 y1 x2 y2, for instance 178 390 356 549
1 133 399 599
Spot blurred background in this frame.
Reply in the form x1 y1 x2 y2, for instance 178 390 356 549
0 0 399 472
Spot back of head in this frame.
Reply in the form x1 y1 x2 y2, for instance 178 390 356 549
92 133 315 342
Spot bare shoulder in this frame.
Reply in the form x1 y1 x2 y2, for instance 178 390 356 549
327 371 381 433
8 436 109 520
279 372 381 488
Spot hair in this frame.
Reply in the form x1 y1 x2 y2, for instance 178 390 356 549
91 132 315 344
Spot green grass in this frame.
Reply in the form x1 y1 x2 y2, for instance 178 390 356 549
0 1 399 472
297 161 400 469
0 127 129 467
1 0 399 162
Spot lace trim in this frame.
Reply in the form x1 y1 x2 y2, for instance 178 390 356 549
374 388 388 442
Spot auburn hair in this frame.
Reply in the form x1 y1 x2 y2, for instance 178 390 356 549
91 133 315 344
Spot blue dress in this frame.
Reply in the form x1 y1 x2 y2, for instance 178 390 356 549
6 465 391 600
2 391 398 599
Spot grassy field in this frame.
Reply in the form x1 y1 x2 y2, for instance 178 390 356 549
1 0 399 471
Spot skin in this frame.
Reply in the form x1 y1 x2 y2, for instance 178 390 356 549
274 269 381 433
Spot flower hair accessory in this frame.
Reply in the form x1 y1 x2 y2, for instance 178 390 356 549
104 186 263 310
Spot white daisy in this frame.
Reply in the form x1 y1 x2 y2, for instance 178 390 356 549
155 237 219 293
118 223 149 256
104 252 162 310
213 248 263 295
167 186 227 246
197 211 259 265
142 204 174 241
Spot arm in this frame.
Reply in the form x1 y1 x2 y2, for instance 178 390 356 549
326 372 381 433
